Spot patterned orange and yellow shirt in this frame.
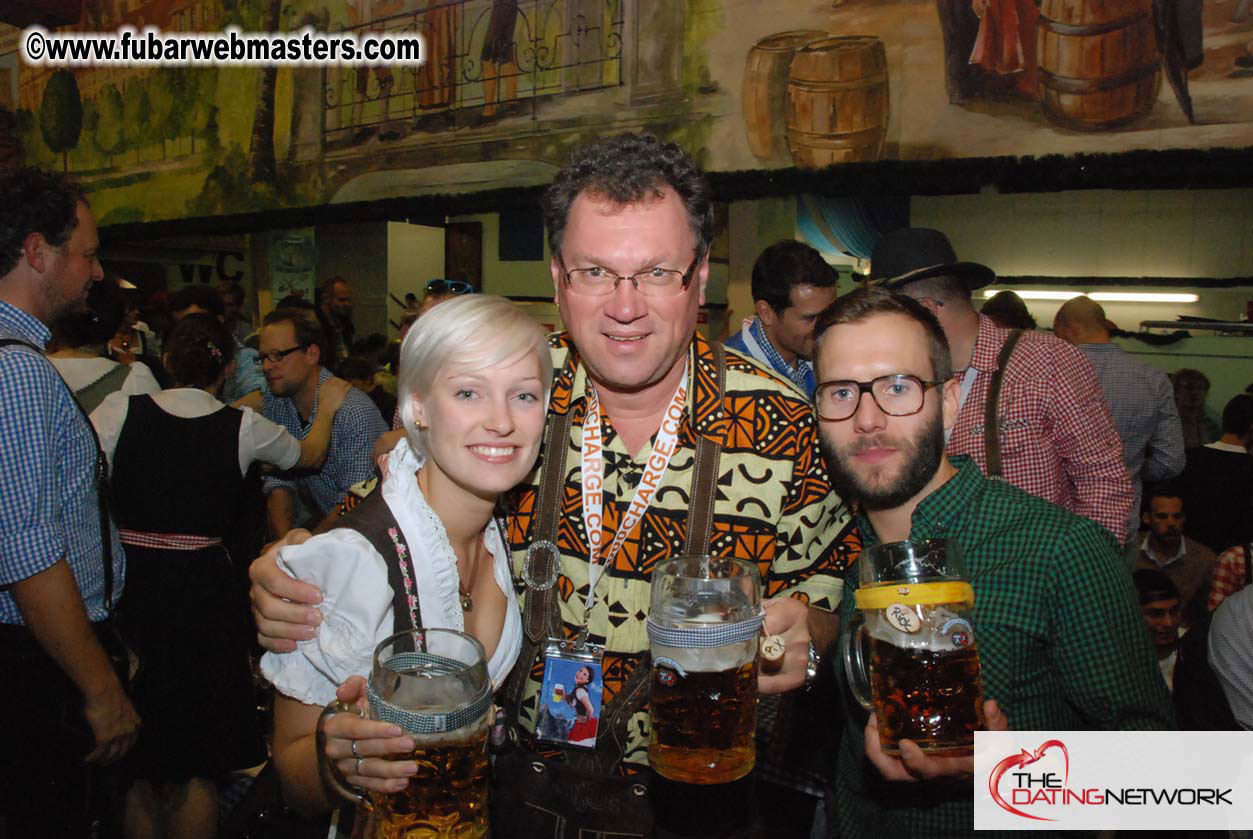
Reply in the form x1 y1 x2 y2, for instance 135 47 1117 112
507 331 858 770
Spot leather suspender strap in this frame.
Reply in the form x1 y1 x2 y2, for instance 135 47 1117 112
523 408 576 646
685 342 723 557
503 407 576 715
0 338 116 615
984 328 1023 479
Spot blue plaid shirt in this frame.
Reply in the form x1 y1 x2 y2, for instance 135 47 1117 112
722 316 816 397
1077 342 1186 535
262 366 387 518
0 302 124 624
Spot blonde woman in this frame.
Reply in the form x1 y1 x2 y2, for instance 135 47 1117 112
261 295 552 817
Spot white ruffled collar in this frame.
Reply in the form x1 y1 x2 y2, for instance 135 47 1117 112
380 438 519 685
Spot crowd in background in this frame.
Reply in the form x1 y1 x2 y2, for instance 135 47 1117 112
3 140 1253 839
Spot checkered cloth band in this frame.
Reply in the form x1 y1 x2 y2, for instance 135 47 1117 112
118 530 223 551
366 652 492 735
645 613 764 649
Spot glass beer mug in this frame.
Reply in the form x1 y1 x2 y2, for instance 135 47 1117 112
324 628 493 839
840 539 986 755
646 556 763 784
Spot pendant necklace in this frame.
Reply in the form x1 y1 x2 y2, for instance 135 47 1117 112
459 539 483 612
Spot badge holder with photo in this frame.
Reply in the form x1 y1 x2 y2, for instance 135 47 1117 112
536 638 604 750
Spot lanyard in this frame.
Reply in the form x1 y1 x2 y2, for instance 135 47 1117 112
579 360 688 631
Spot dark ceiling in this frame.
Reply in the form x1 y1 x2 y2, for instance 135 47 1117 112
0 0 83 29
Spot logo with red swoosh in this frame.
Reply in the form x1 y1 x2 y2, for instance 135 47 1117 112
989 740 1070 821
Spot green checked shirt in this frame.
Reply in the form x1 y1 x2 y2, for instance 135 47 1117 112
834 456 1173 838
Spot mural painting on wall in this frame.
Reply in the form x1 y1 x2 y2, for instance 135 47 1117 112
740 0 1252 167
1 0 1250 225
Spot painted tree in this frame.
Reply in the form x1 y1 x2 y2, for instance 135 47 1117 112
93 84 126 167
248 0 281 183
187 68 219 155
39 69 83 172
80 99 98 167
122 78 151 164
148 67 189 160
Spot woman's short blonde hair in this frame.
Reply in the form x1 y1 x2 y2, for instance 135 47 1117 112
397 295 553 458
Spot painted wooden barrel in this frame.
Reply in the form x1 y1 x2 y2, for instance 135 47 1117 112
1038 0 1161 130
786 36 888 168
743 31 827 161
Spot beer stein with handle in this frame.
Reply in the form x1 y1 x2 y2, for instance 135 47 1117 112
646 556 763 784
840 539 986 755
323 628 493 839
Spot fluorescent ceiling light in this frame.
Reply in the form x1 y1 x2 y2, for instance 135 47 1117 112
982 290 1199 304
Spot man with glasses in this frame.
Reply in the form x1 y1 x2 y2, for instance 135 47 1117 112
257 308 386 537
248 134 856 836
812 287 1171 837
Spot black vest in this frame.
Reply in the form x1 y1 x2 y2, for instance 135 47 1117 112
111 395 245 537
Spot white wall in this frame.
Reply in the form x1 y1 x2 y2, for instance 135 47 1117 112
912 188 1253 328
387 222 445 335
913 187 1253 417
315 222 389 341
1115 335 1251 420
449 213 550 299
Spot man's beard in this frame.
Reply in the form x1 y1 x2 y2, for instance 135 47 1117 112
44 280 89 323
820 410 947 512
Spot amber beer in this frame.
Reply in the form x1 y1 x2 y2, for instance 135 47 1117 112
335 629 494 839
649 659 757 784
368 725 490 839
868 637 985 755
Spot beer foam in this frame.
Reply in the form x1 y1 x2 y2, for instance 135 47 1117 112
864 604 974 652
388 676 477 711
393 709 491 749
653 636 756 674
653 591 757 624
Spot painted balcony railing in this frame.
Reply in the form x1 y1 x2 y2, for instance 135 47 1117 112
323 0 623 138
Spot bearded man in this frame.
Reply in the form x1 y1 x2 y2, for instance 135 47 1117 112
812 287 1171 837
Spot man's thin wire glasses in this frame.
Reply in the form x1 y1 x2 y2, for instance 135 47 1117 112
814 374 945 422
255 345 306 365
559 253 700 297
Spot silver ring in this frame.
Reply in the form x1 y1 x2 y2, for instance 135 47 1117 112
350 739 361 759
355 756 364 775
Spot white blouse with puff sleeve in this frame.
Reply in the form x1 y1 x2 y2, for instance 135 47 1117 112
260 439 522 707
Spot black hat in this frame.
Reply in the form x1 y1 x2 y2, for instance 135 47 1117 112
869 228 995 291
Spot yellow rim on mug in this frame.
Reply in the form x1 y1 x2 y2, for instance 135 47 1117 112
854 581 975 610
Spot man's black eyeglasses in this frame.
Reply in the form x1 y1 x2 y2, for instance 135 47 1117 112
256 345 307 365
814 374 946 422
425 279 475 296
